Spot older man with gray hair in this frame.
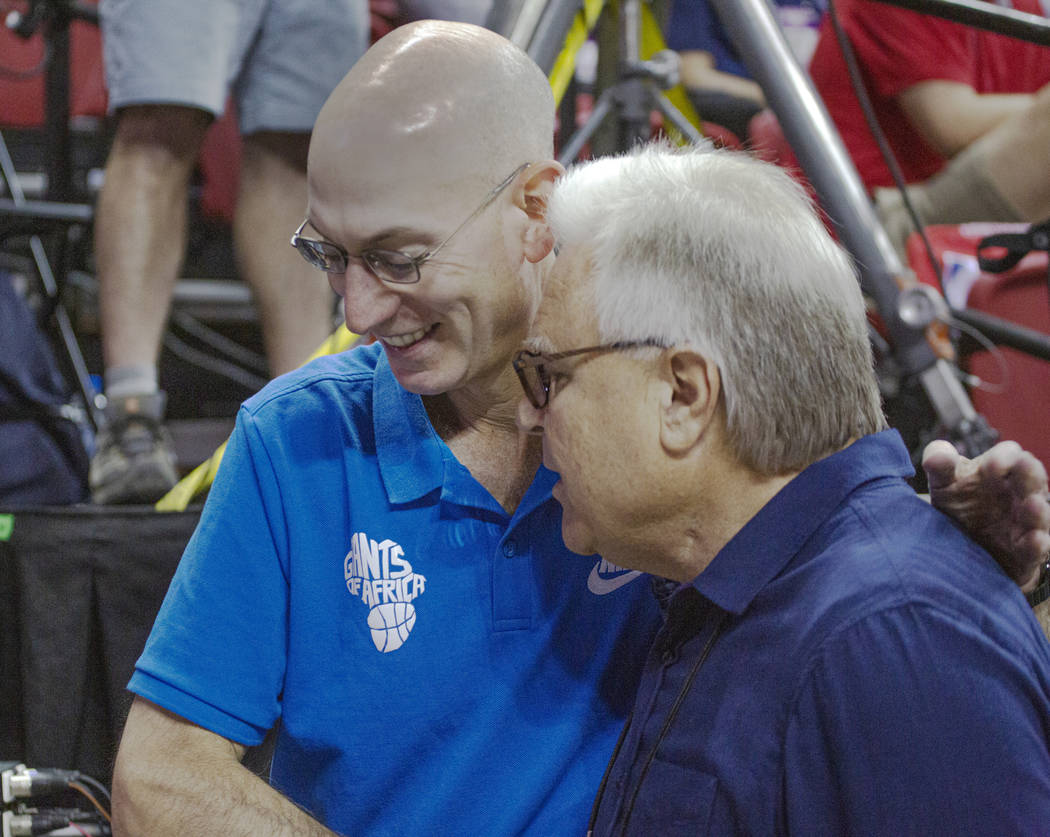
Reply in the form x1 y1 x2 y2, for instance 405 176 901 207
516 142 1050 835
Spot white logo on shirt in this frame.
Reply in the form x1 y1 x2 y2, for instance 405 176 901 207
588 559 644 595
344 532 427 653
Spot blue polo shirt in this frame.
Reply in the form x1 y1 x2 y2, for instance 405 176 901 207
130 344 661 836
591 431 1050 835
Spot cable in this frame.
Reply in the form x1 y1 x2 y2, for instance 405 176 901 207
67 782 110 824
945 311 1011 393
168 309 269 376
66 776 108 808
63 271 272 380
826 0 946 294
161 330 269 393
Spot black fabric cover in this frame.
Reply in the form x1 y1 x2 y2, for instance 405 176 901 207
0 275 91 505
0 505 200 783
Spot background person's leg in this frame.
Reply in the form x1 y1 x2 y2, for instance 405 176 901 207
877 82 1050 258
90 105 212 504
980 81 1050 223
234 132 333 377
228 0 370 375
95 105 211 379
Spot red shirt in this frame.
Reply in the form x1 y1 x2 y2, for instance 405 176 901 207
808 0 1050 190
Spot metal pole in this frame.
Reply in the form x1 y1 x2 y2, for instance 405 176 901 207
873 0 1050 45
709 0 993 451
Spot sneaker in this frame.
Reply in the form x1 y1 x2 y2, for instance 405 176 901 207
89 393 178 505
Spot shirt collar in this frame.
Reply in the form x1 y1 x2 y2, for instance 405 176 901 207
373 351 445 504
691 430 914 614
370 353 547 517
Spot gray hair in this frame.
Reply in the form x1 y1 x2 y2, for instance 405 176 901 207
547 142 887 475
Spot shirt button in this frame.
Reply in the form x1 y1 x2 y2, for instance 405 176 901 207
661 647 678 665
502 541 517 557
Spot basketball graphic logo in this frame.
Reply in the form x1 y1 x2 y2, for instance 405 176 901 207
367 601 417 652
346 532 426 653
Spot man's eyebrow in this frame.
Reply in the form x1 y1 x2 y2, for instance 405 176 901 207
304 220 435 250
364 226 436 249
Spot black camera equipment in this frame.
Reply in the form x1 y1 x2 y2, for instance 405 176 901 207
2 0 103 431
1 762 111 836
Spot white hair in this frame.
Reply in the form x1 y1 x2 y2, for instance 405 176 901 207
547 141 887 475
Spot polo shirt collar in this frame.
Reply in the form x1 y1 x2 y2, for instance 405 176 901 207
372 351 445 504
691 430 914 615
370 353 550 517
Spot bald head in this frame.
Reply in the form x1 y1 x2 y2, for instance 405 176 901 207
310 20 555 198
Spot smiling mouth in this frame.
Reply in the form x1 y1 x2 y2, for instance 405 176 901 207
381 325 435 349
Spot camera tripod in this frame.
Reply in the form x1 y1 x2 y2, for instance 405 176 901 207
487 0 703 163
554 0 703 163
1 0 103 431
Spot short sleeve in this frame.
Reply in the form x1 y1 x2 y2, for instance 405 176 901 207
129 405 291 745
844 1 978 99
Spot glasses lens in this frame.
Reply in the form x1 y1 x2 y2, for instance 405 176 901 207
513 354 549 409
363 249 420 284
295 238 346 273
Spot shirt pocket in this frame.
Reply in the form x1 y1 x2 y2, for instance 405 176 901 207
627 760 720 836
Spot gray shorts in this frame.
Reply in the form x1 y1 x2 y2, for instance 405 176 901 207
100 0 369 134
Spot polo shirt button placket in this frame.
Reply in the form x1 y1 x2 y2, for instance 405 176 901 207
502 540 517 558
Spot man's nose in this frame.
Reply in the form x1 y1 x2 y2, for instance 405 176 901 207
516 393 546 436
337 263 402 335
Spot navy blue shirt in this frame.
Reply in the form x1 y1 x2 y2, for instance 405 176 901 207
591 430 1050 835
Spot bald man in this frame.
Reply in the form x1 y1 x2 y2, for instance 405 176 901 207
110 22 650 837
110 20 1050 837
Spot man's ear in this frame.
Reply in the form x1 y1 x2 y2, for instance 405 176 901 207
659 349 721 455
516 160 565 264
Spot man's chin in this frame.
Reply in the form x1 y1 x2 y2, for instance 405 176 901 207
388 361 461 397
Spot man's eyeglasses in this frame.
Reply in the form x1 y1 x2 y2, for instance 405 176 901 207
290 162 531 285
513 340 666 409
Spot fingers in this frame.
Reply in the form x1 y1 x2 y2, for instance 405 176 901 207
1019 491 1050 544
921 439 968 490
977 440 1049 496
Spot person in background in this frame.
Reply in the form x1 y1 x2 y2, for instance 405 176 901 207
90 0 369 504
516 141 1050 834
109 21 1050 837
665 0 825 141
808 0 1050 254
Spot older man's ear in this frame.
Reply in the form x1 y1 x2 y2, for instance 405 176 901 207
658 349 722 455
518 160 564 264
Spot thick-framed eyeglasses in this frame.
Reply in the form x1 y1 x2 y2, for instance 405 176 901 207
513 339 666 409
290 162 531 284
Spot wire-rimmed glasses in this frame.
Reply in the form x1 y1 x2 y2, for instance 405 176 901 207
290 162 531 284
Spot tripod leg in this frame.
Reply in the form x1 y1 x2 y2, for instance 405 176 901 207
558 86 618 164
0 132 101 431
654 90 706 145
